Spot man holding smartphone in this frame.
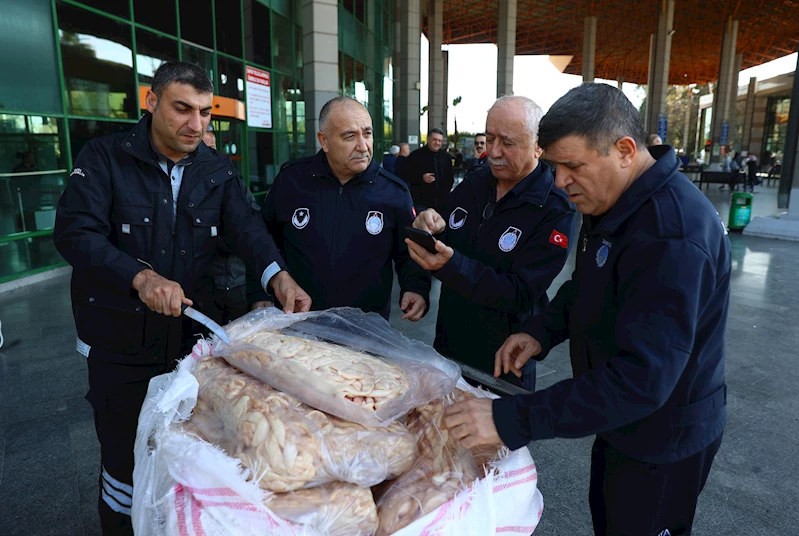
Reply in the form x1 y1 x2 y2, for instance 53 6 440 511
406 96 575 390
401 127 454 212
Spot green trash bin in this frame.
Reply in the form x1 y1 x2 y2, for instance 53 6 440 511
728 191 753 231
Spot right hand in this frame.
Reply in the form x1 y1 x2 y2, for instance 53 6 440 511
494 333 542 378
268 271 312 313
413 209 445 234
132 269 191 317
423 172 436 184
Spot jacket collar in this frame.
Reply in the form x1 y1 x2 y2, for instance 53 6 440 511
490 160 554 208
593 145 681 234
310 149 378 186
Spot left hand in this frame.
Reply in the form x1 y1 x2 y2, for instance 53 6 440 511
400 291 427 321
442 398 504 449
405 237 454 271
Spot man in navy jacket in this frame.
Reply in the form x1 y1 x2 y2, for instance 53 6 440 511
407 96 575 388
253 96 431 321
54 62 310 536
443 84 730 536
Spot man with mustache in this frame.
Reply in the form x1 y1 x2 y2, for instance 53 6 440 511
253 96 431 321
54 61 310 536
446 84 730 536
407 96 575 388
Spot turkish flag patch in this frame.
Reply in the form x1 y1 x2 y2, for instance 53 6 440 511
549 230 568 249
412 206 417 218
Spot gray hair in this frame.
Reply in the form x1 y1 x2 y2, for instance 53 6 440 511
389 145 400 155
319 96 367 134
489 95 544 144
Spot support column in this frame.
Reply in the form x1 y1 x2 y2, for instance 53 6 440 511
582 16 597 82
392 0 402 143
729 52 743 148
778 49 799 210
442 50 449 139
645 0 675 136
496 0 517 97
399 0 422 149
709 17 739 164
741 77 757 152
427 0 444 133
683 87 693 153
617 75 624 89
302 0 339 152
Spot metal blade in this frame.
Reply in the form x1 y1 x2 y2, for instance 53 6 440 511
457 362 530 396
182 305 231 344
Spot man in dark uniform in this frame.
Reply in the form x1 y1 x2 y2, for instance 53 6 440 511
445 84 730 536
252 96 431 321
54 62 310 536
406 96 575 390
401 127 454 212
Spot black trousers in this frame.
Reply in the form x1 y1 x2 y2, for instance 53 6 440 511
86 353 170 536
589 434 723 536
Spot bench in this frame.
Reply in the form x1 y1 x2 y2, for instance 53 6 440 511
696 170 745 190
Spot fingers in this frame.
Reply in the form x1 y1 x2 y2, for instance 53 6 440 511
495 336 523 377
296 292 312 312
400 293 411 312
405 239 428 266
401 295 426 321
169 288 184 317
282 286 296 314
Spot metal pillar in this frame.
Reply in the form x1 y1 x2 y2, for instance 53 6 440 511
778 49 799 210
582 16 597 82
645 0 675 136
399 0 422 149
741 77 757 152
497 0 517 97
442 50 449 139
393 0 402 143
302 0 339 152
709 17 739 163
427 0 444 133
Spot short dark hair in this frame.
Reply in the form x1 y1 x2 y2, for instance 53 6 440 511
319 96 366 133
538 83 647 155
151 61 214 97
475 133 486 138
429 127 445 137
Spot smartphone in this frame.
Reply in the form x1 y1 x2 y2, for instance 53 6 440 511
404 226 438 254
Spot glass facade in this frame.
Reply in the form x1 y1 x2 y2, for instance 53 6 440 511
0 0 396 283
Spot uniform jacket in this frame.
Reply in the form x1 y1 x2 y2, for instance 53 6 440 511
433 162 575 373
493 146 730 464
258 151 431 319
401 146 454 212
54 114 284 364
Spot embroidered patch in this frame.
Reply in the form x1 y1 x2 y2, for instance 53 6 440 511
595 239 612 268
449 207 468 229
121 223 131 235
70 168 86 178
498 227 522 252
292 208 310 229
365 211 384 235
549 229 568 249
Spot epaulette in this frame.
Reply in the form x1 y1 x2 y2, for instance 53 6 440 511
280 154 315 171
377 167 410 191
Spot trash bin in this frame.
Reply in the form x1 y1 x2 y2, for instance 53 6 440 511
728 191 753 231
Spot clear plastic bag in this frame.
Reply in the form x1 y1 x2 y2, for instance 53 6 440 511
211 307 461 427
188 357 417 492
264 482 378 536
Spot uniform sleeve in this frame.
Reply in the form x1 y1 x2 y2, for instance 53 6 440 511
521 275 577 359
54 141 146 289
220 171 286 292
492 239 717 450
433 205 575 314
394 189 432 304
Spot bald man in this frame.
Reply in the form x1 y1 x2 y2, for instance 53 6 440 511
251 96 431 320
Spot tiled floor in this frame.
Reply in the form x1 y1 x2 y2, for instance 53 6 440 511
1 182 797 535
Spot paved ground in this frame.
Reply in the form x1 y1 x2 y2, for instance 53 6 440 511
1 182 797 535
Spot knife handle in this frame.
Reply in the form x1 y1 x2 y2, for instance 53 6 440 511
181 303 189 314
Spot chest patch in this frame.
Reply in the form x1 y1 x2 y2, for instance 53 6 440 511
292 207 310 229
595 239 612 267
498 226 522 252
366 211 384 235
449 207 468 229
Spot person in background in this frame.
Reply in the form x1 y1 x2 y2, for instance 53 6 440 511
646 133 663 147
401 127 454 212
381 144 400 174
394 142 411 178
445 83 729 536
53 61 310 536
467 132 488 173
407 96 575 390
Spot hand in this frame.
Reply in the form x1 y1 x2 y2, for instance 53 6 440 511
268 271 312 313
405 237 454 272
413 209 445 234
400 292 427 321
132 269 191 316
250 300 273 310
423 172 436 184
495 333 543 378
442 398 504 449
473 147 482 158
